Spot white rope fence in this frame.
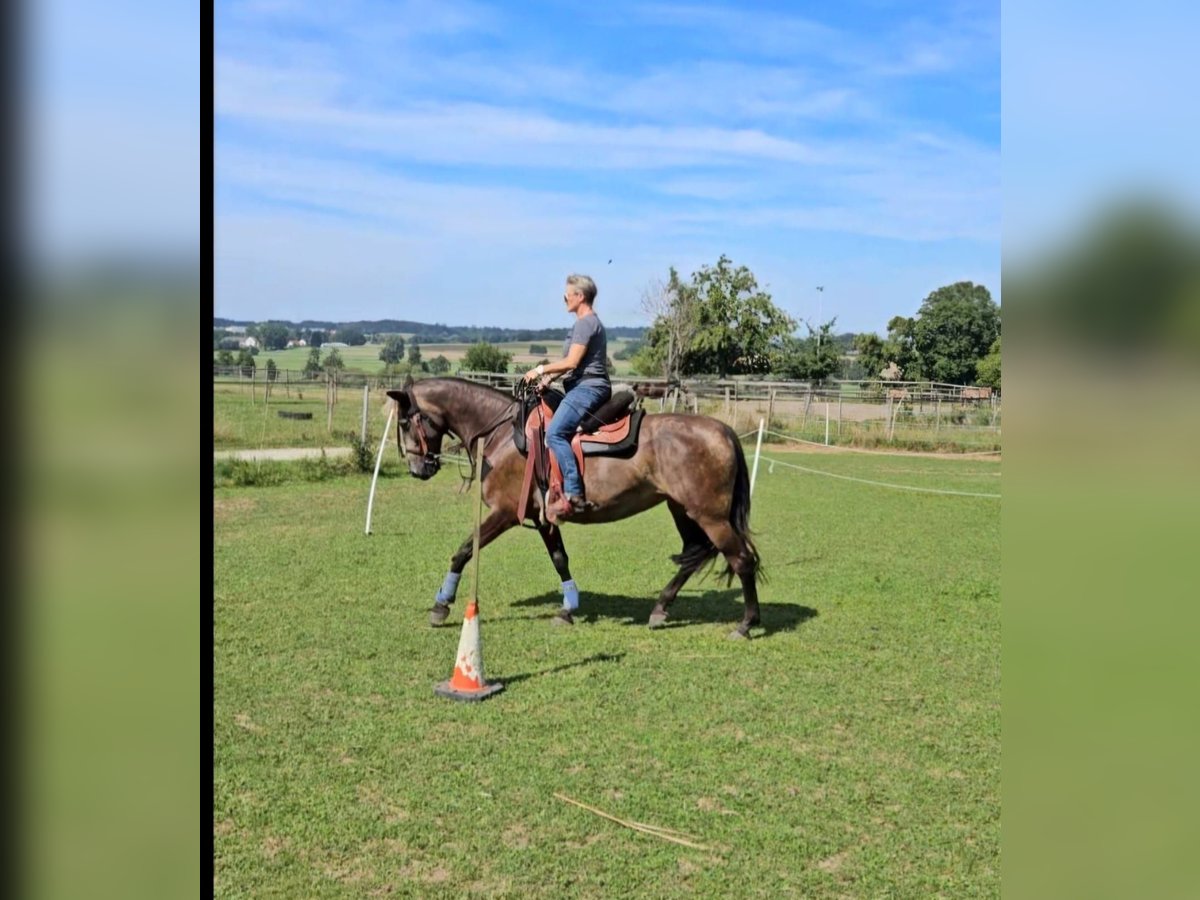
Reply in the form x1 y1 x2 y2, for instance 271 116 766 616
756 454 1001 499
739 423 1001 499
741 428 1001 458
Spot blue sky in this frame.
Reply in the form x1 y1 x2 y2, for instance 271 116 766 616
216 0 998 333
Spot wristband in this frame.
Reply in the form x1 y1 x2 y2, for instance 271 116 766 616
536 364 545 376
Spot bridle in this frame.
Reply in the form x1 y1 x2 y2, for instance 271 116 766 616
396 404 441 474
397 385 524 479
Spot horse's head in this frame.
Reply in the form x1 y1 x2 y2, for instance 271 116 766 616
387 378 446 479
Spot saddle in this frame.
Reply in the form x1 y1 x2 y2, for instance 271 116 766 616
515 387 644 524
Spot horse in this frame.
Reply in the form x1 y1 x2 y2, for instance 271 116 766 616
387 376 762 639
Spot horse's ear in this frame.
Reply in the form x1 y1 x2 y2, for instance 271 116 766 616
402 374 414 391
386 389 412 414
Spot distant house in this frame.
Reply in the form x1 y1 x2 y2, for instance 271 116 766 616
238 336 260 349
286 339 308 348
323 342 349 349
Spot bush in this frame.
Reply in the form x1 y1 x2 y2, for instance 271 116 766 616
349 436 373 473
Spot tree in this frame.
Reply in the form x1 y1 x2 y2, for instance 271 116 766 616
911 282 1000 384
774 319 842 382
258 322 290 351
265 358 278 381
884 316 918 379
303 347 323 378
337 326 367 346
379 335 406 364
308 329 328 348
407 339 423 368
462 341 511 373
976 336 1001 390
322 348 345 373
852 332 887 380
428 355 451 375
236 348 256 377
216 349 235 369
529 344 548 355
638 268 698 379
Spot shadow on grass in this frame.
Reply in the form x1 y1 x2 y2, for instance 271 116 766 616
510 590 818 638
499 652 626 686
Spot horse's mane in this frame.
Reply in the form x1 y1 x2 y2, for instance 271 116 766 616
415 377 517 406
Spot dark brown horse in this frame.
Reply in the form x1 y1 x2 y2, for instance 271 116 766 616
388 376 761 638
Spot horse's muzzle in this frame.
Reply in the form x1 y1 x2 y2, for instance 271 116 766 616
412 456 441 479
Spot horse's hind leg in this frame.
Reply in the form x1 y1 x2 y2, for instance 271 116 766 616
695 518 761 639
430 509 516 626
650 502 718 629
537 523 578 625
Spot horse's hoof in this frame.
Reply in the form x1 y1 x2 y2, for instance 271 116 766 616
429 604 451 627
648 612 668 629
551 609 575 626
727 627 749 641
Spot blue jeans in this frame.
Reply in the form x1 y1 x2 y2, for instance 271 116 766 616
546 380 611 497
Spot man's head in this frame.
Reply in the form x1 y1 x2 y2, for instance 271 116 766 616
564 274 597 310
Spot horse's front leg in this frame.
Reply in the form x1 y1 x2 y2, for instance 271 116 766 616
537 523 577 626
429 508 517 626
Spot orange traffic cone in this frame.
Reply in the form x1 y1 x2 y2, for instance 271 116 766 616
433 601 504 701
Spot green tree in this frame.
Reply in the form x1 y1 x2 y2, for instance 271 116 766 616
529 344 548 355
265 358 278 381
428 355 451 375
852 332 887 380
303 347 323 378
976 336 1001 390
773 320 842 382
258 322 290 351
308 329 328 347
407 339 423 368
911 282 1000 384
216 349 235 369
236 348 256 377
379 335 406 364
322 348 345 373
337 327 367 346
462 341 512 373
884 316 918 379
643 256 794 377
637 268 698 379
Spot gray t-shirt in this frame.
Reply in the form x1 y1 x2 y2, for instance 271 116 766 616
561 313 609 388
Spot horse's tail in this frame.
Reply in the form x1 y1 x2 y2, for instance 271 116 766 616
668 423 762 586
724 426 761 582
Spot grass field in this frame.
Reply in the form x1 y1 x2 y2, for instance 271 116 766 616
214 450 1000 897
215 339 641 377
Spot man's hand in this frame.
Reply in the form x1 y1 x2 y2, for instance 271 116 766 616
523 363 547 384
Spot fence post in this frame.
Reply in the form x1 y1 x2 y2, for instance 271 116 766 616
327 374 334 433
749 418 765 497
724 386 730 419
766 389 776 431
801 389 812 432
825 402 830 445
837 395 843 438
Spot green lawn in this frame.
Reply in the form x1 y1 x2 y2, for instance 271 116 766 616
214 451 1000 897
215 339 641 378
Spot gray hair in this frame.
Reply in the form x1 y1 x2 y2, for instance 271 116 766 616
566 274 597 305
